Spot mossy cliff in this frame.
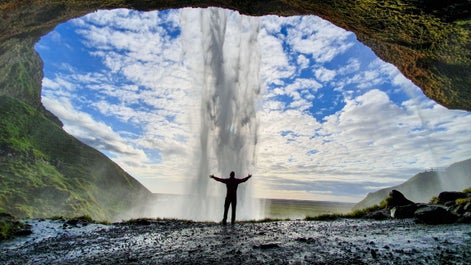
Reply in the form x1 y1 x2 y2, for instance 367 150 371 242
0 1 470 219
0 96 150 220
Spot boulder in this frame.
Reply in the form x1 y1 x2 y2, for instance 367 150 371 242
365 210 390 220
414 205 458 225
464 202 471 212
457 212 471 224
450 203 466 215
388 190 415 208
0 213 32 240
437 191 468 205
390 204 419 219
14 229 33 236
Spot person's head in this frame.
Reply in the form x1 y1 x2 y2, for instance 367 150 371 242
230 171 235 178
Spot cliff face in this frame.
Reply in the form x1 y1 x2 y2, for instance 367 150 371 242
0 96 151 220
0 1 470 219
1 0 470 110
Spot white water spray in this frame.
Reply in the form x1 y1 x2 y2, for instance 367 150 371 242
177 8 264 221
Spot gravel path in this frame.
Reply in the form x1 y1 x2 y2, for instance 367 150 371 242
1 219 470 264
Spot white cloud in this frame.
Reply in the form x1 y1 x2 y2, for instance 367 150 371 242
259 21 295 88
42 96 147 162
255 85 471 201
296 54 309 70
42 76 75 91
314 66 336 82
285 16 354 63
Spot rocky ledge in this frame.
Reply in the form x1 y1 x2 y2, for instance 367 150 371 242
1 218 470 264
367 189 471 225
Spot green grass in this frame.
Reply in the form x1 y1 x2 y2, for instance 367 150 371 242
266 199 353 219
429 196 439 204
305 197 389 221
0 220 17 240
456 198 470 205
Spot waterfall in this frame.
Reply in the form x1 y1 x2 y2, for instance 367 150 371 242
179 8 263 221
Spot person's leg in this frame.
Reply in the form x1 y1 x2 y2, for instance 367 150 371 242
223 197 230 225
231 199 237 225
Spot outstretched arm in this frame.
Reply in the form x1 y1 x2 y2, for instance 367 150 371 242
240 174 252 183
210 174 226 183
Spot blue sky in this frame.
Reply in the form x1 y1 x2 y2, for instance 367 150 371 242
36 8 471 203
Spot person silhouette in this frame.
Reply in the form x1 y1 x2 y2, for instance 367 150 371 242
210 171 252 225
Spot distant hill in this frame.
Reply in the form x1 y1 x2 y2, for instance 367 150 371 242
354 158 471 210
0 96 151 221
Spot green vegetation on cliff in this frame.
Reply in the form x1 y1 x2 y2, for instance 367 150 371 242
0 96 150 220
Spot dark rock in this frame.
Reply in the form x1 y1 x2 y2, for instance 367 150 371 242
444 201 456 207
66 219 80 226
414 205 458 224
253 243 280 249
370 249 377 259
65 217 91 227
450 203 466 215
457 212 471 223
390 204 418 219
129 219 151 226
388 190 415 208
437 191 468 205
365 210 390 220
296 237 316 243
127 257 138 262
14 229 33 236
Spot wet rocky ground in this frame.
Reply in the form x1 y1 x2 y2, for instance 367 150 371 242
1 218 470 264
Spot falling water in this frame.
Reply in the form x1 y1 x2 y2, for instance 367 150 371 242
178 8 263 221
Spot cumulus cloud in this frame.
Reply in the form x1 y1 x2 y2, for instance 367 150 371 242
41 96 147 163
284 16 354 63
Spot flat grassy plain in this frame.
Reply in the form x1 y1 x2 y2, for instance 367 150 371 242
263 199 355 220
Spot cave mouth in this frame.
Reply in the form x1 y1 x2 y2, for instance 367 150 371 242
36 7 471 206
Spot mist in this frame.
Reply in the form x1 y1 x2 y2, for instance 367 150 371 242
144 8 265 221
